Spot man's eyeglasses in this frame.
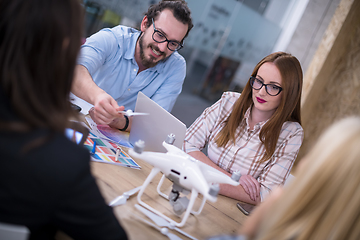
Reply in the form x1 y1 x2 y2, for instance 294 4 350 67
152 18 183 51
249 76 283 96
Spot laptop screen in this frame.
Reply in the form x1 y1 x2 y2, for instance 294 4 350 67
129 92 186 153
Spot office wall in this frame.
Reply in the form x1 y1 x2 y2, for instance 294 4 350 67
286 0 341 72
296 0 360 164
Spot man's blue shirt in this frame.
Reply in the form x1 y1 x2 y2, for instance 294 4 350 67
77 25 186 111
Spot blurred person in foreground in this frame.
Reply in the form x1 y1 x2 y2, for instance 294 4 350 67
72 0 193 132
184 52 303 204
238 116 360 240
0 0 127 239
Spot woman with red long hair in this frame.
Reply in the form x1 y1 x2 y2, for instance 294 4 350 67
184 52 303 205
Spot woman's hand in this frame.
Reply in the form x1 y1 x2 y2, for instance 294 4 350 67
239 175 260 201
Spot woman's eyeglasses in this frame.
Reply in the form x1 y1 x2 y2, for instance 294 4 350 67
249 76 283 96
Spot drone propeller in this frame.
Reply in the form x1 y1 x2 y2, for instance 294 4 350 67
132 213 183 240
118 109 149 116
135 204 198 240
109 186 142 207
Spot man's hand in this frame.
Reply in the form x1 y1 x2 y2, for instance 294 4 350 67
89 92 123 125
239 175 260 201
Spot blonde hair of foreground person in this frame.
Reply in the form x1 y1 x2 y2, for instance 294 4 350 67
244 116 360 240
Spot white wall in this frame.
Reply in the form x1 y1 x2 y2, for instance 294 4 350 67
285 0 341 72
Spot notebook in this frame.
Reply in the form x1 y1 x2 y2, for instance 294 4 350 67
129 92 187 153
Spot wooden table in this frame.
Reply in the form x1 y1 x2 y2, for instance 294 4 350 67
91 147 248 240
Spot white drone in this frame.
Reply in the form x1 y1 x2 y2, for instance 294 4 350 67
128 134 241 228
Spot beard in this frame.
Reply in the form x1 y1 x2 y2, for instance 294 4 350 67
138 33 165 69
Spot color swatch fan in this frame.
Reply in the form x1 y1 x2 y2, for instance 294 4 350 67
84 132 140 169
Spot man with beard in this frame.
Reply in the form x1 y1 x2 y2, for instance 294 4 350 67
72 0 193 131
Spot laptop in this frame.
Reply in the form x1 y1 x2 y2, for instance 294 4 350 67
129 92 187 153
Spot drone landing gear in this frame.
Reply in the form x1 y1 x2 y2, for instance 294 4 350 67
157 175 207 216
137 169 201 227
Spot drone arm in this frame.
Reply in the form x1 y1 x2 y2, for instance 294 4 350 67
193 157 239 186
202 167 240 186
162 141 188 157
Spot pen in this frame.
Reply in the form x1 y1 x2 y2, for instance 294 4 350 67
115 147 121 161
91 141 96 155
